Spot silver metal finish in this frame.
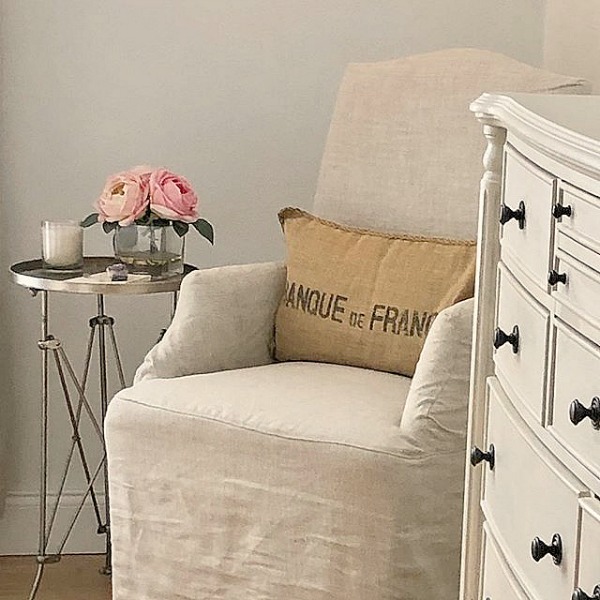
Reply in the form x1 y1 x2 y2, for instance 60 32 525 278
171 290 179 320
28 291 50 600
11 257 193 600
96 295 112 576
10 256 194 296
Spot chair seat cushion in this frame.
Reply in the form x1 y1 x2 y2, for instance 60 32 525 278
114 361 411 451
106 362 464 600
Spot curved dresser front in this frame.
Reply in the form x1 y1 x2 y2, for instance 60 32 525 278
461 93 600 600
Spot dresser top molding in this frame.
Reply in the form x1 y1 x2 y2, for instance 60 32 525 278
471 92 600 178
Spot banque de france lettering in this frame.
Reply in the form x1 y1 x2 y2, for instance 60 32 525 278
283 280 437 337
284 280 347 322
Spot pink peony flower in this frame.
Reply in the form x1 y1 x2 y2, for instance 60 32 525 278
130 165 152 185
95 170 150 225
149 169 199 223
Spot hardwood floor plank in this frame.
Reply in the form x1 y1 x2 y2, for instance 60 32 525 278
0 555 111 600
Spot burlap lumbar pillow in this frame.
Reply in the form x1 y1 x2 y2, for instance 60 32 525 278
275 208 476 377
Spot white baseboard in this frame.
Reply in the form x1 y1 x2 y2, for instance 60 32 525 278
0 491 107 555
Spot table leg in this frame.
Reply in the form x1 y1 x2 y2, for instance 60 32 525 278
171 290 178 320
27 293 127 598
47 347 104 533
96 295 112 576
28 291 53 600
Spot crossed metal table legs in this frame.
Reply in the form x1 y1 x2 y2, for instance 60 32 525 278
8 257 186 600
28 293 126 600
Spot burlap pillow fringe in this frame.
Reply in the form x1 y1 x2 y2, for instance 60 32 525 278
278 207 477 247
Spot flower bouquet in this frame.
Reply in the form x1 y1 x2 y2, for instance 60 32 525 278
82 166 213 276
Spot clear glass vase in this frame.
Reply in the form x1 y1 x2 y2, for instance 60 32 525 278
113 224 184 278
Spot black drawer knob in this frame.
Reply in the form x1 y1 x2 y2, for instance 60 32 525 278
553 203 573 219
470 444 495 470
572 585 600 600
569 398 600 429
548 269 567 286
494 325 519 353
531 533 563 565
500 200 526 229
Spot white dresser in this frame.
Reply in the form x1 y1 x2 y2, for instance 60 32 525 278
460 93 600 600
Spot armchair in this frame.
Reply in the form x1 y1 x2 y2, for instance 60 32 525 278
105 48 588 600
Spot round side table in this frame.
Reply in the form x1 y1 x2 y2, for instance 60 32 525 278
10 257 195 600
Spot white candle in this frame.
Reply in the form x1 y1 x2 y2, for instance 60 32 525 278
41 221 83 269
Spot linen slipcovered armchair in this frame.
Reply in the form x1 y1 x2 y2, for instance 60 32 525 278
105 49 588 600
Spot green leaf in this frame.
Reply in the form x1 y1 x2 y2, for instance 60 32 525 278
135 213 151 226
192 219 214 244
102 221 118 234
80 213 99 228
172 221 189 237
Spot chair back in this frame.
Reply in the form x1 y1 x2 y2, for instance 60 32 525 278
313 48 589 239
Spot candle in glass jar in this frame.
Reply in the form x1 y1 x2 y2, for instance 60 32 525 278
41 221 84 270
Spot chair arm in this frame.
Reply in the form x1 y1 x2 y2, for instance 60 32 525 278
399 298 474 450
134 261 286 383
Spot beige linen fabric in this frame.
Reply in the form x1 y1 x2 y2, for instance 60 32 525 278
135 261 286 383
313 47 590 239
275 208 475 376
400 298 474 451
106 344 466 600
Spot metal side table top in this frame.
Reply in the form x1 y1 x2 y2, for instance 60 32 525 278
11 256 196 294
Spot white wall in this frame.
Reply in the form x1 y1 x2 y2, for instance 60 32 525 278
0 0 545 553
544 0 600 91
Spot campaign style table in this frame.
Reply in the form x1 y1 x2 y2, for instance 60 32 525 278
10 257 195 600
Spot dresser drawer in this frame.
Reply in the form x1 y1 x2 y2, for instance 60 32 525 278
494 263 549 421
550 320 600 479
557 184 600 255
500 148 555 290
483 381 584 600
552 250 600 329
481 525 528 600
577 498 600 599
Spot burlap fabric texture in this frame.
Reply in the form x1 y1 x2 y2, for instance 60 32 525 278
275 207 476 376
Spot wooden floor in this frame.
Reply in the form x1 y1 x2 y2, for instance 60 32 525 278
0 555 111 600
